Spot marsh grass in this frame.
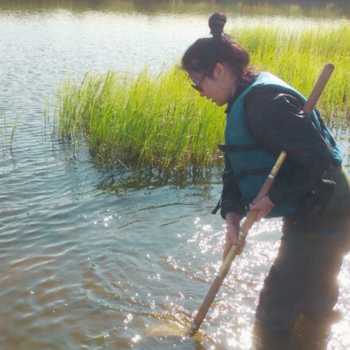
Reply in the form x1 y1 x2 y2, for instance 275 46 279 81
238 24 350 118
58 24 350 179
58 69 225 176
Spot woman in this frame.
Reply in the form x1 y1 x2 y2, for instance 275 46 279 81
181 12 350 338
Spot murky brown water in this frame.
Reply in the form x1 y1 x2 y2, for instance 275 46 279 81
1 2 349 349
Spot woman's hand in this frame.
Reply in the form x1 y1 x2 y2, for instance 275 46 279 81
249 195 274 221
223 212 241 260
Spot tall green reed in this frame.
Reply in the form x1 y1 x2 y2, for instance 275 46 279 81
58 69 225 174
239 24 350 118
0 113 17 155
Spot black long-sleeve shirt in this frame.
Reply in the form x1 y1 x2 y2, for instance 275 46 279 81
220 85 335 218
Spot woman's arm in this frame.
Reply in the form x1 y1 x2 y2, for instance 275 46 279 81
220 153 246 218
220 155 244 255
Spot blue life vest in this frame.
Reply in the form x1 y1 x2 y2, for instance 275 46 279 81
223 72 342 218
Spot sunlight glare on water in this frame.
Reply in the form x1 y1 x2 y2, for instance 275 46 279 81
0 1 350 349
157 217 282 348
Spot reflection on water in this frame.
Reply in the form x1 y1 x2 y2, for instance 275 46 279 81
0 2 350 349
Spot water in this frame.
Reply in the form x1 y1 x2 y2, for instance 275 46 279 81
0 2 350 349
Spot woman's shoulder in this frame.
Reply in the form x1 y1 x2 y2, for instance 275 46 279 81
245 84 303 113
243 85 304 134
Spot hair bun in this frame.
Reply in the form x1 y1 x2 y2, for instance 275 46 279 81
208 12 227 38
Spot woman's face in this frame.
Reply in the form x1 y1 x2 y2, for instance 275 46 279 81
189 63 237 106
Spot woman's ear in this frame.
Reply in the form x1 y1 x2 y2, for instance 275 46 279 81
213 62 225 80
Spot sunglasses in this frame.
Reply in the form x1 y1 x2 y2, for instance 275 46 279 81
191 75 207 92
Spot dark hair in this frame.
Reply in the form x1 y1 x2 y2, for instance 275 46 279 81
182 13 255 84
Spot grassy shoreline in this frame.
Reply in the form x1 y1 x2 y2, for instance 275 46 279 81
2 1 350 19
58 24 350 178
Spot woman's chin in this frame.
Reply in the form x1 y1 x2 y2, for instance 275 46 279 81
214 99 226 106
